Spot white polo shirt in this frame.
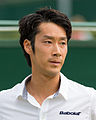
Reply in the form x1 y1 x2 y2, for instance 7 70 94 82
0 72 96 120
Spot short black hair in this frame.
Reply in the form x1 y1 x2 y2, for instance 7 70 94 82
19 8 72 67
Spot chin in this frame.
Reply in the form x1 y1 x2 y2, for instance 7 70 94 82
46 69 60 77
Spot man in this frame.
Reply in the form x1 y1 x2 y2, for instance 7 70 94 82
0 8 96 120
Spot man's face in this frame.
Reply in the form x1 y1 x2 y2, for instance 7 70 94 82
30 22 68 77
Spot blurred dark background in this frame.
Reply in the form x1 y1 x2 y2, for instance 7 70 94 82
0 0 96 21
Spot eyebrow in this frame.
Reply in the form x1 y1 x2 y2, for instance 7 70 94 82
43 35 67 41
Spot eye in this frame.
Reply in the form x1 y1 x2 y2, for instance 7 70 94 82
44 41 52 44
59 42 66 45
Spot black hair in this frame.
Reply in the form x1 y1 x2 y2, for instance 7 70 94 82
19 8 72 67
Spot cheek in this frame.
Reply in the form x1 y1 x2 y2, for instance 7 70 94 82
65 47 68 55
62 47 68 60
63 46 67 54
35 46 49 62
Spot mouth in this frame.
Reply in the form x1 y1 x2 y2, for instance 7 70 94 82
49 60 61 66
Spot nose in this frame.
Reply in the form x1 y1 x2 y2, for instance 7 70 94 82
52 43 61 57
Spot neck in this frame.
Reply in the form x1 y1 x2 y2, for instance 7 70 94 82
26 70 60 105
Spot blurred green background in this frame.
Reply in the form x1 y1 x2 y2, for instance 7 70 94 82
0 0 96 90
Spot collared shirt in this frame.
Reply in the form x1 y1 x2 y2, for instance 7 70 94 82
0 72 96 120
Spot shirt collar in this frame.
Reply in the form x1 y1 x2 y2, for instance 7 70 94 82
17 74 31 100
17 73 68 101
59 72 68 100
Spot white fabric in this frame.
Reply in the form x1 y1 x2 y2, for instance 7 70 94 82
0 72 96 120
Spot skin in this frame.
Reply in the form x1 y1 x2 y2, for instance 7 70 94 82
24 22 68 105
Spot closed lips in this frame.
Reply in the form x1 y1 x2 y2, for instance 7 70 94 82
49 60 61 64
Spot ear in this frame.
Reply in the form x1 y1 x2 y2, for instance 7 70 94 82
23 39 32 55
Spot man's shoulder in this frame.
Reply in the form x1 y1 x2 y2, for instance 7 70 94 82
70 80 96 103
68 78 96 94
61 73 96 96
0 82 23 100
0 75 31 100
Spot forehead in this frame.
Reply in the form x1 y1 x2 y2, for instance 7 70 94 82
38 22 66 36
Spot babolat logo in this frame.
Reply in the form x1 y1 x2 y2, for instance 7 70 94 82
59 111 81 115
